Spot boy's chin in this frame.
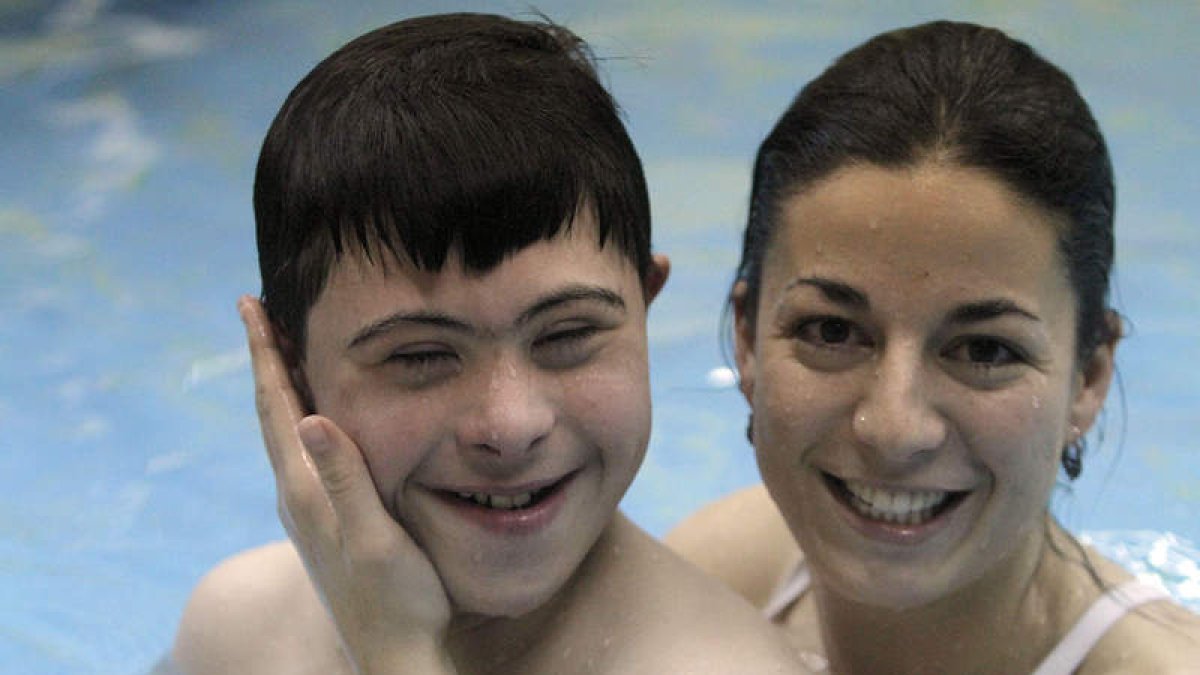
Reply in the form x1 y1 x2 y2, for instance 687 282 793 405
448 577 563 620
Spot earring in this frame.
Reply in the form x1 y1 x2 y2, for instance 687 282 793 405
746 412 754 445
1061 429 1085 480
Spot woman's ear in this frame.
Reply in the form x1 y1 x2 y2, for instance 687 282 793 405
731 280 757 404
1069 310 1121 436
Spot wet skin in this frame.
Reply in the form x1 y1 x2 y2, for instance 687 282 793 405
735 162 1112 611
301 216 667 619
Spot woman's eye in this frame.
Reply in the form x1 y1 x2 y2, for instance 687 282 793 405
951 337 1022 367
785 316 872 371
816 318 852 344
792 317 867 348
943 337 1031 387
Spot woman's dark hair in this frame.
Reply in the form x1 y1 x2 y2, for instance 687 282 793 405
735 20 1115 366
254 13 651 355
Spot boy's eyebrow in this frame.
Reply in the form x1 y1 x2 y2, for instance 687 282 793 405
346 284 626 350
783 277 1041 323
515 284 626 326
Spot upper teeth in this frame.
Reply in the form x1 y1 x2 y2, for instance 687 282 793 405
842 480 951 524
457 491 534 510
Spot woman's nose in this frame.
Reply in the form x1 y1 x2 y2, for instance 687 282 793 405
455 355 554 459
851 349 947 465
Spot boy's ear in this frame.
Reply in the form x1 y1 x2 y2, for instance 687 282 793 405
731 280 756 403
642 253 671 306
275 327 316 414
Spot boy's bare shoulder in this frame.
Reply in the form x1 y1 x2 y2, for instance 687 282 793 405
172 541 347 675
663 483 800 607
602 516 808 674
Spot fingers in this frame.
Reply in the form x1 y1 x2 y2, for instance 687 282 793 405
238 295 394 554
296 416 398 555
238 295 334 541
238 296 306 480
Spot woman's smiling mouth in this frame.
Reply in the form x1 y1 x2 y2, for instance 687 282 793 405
823 472 970 529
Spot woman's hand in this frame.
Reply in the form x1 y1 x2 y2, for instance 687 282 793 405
239 296 456 674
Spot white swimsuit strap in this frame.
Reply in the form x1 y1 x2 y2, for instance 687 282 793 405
762 558 811 621
1030 580 1171 675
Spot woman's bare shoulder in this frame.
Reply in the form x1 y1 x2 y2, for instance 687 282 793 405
172 541 345 674
663 483 801 607
1076 588 1200 674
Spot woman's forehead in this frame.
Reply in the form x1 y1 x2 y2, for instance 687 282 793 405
764 163 1075 315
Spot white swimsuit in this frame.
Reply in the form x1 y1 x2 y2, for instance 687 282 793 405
762 560 1170 674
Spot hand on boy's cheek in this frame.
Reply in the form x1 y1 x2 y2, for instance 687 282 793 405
240 296 452 665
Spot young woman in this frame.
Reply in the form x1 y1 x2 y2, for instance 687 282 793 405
667 20 1200 674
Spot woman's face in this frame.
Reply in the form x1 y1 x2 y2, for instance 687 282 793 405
301 216 668 618
736 163 1115 609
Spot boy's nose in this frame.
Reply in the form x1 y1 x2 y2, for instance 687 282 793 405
455 356 554 459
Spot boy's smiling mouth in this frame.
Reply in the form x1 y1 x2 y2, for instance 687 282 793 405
451 483 557 510
430 471 580 528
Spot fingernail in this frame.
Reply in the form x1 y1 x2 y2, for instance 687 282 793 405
297 418 331 459
236 297 252 326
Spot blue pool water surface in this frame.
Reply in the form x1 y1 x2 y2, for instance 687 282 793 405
2 1 1198 672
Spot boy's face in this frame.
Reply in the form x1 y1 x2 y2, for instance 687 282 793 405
300 213 667 617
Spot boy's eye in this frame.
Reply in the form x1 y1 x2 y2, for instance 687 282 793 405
383 348 460 386
534 323 602 368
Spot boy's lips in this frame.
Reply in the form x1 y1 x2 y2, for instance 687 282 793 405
428 471 579 535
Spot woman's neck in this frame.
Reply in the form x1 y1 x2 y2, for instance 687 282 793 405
814 517 1094 674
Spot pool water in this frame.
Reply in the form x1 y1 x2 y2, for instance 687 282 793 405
2 1 1197 672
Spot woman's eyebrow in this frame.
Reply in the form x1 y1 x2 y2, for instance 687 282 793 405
948 299 1041 324
345 284 626 350
784 276 869 309
782 278 1042 325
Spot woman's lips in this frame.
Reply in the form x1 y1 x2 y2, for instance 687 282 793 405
822 471 971 543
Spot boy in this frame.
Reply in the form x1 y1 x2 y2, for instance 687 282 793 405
171 13 802 674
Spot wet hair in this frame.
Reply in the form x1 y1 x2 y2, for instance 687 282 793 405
254 13 651 355
734 20 1116 368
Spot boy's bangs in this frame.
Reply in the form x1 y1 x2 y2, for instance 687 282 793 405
337 99 595 274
